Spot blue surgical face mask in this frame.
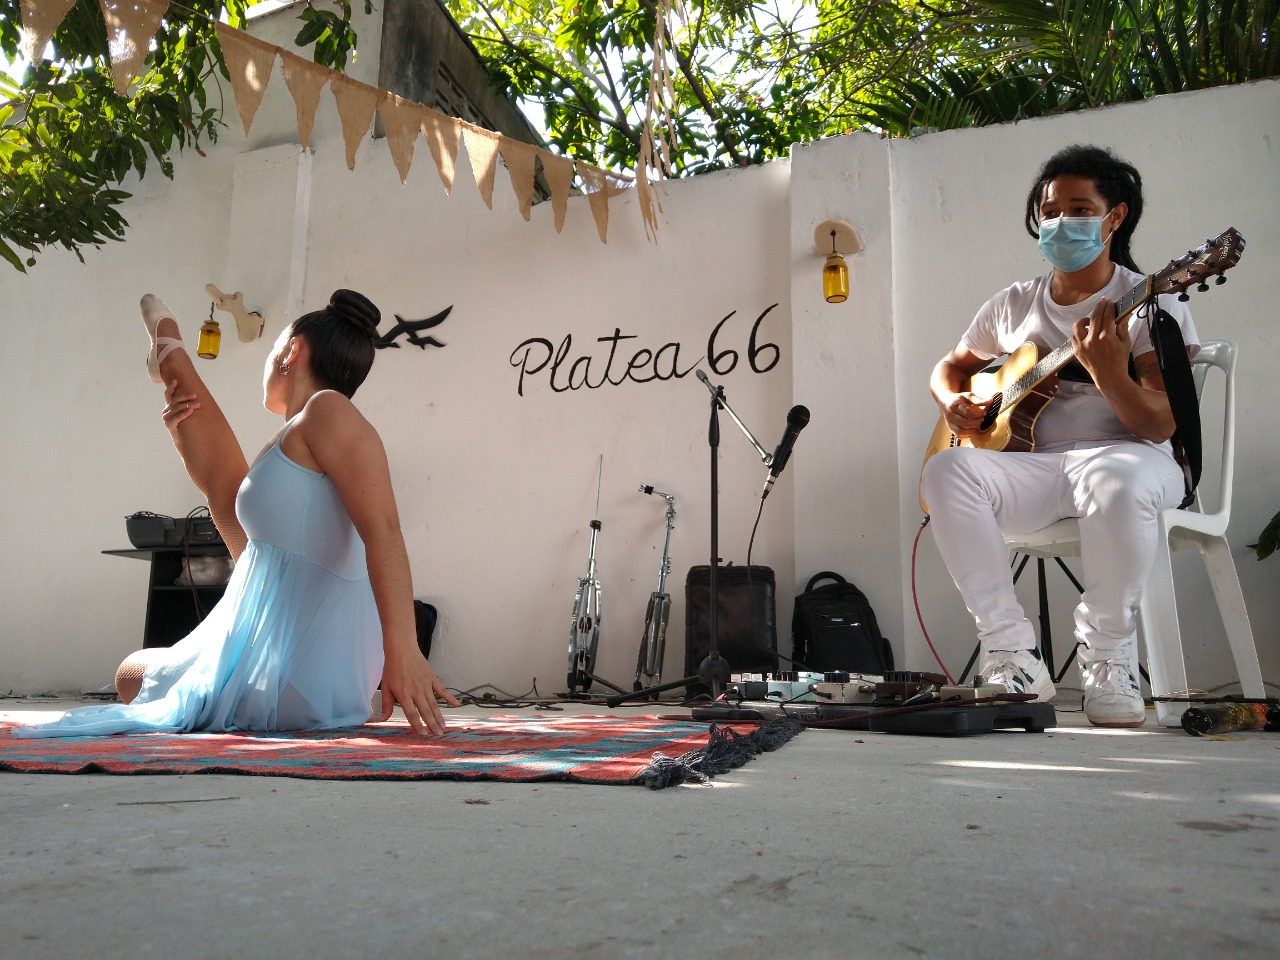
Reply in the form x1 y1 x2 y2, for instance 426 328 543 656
1037 211 1112 272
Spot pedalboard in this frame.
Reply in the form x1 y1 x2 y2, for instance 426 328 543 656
693 700 1056 735
711 670 1056 736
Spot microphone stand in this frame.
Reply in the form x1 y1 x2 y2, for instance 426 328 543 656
606 370 772 709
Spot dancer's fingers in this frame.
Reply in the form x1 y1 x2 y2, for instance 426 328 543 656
163 397 200 425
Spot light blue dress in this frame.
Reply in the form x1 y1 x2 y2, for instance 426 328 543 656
16 440 384 738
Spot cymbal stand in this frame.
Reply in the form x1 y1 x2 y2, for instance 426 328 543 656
633 484 677 695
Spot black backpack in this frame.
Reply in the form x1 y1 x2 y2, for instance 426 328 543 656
414 600 437 659
791 572 893 675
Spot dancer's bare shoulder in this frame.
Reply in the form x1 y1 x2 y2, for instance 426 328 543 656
287 390 385 477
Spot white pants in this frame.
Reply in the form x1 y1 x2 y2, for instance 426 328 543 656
920 441 1185 656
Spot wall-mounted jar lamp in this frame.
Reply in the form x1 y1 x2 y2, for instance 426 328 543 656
198 304 222 359
814 219 862 304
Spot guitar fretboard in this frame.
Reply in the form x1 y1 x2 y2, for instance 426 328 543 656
1003 274 1154 407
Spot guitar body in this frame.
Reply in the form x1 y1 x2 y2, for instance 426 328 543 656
919 342 1059 513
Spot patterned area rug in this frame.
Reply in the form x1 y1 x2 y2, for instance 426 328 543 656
0 715 802 788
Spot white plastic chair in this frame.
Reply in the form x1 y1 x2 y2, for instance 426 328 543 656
1004 339 1264 726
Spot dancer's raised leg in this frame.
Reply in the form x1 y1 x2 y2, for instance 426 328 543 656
141 295 249 560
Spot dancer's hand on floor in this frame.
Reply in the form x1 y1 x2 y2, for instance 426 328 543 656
379 647 460 737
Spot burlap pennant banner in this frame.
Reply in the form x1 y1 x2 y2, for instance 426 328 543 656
18 0 78 63
576 161 611 244
215 23 279 136
280 49 331 151
499 138 538 221
421 108 461 195
462 126 501 209
379 93 424 184
536 149 575 233
211 22 643 241
98 0 170 94
331 73 384 170
13 10 649 241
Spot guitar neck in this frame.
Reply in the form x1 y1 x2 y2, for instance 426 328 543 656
1006 273 1154 405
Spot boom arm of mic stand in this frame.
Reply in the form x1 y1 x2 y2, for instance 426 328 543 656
695 369 772 466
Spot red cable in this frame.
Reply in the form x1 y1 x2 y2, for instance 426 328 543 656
911 516 956 685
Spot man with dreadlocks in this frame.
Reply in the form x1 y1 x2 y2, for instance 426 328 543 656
920 144 1199 727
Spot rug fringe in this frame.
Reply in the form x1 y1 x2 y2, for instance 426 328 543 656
638 718 804 789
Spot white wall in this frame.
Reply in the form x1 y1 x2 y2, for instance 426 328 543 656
2 48 1275 699
788 132 904 648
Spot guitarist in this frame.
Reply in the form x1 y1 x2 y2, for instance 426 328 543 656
921 145 1198 727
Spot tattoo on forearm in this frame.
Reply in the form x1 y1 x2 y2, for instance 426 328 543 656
1134 356 1159 381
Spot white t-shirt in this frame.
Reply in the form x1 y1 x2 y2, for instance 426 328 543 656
960 265 1199 452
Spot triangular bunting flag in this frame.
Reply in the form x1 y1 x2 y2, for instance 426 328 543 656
18 0 77 63
635 162 664 242
280 49 331 151
462 126 500 209
98 0 170 95
215 23 278 135
379 94 423 185
536 149 575 233
576 161 611 244
421 109 461 196
330 73 384 171
499 138 537 221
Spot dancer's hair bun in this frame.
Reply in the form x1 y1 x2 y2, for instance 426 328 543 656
329 289 380 338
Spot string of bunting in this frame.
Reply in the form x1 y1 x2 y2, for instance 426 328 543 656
635 0 685 242
15 0 654 243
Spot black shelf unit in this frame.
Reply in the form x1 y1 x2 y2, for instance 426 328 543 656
104 544 231 648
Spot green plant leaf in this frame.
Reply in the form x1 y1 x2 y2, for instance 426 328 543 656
1252 510 1280 561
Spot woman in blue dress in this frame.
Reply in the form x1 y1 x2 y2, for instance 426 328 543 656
18 290 457 739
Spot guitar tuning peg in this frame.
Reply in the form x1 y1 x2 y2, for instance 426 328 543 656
1178 292 1190 302
1197 281 1210 292
1215 275 1227 285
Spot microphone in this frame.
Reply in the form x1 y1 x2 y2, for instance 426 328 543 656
762 404 810 499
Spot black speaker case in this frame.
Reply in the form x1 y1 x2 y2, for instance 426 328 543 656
684 564 778 695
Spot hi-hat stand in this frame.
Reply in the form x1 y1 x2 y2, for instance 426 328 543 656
607 370 775 708
566 457 627 697
632 483 677 695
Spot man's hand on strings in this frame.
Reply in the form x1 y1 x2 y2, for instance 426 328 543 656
941 391 995 438
1073 297 1131 387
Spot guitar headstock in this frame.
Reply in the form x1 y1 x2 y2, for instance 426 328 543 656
1151 228 1245 301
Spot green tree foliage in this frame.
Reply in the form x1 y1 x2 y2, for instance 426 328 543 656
450 0 1278 171
0 0 366 272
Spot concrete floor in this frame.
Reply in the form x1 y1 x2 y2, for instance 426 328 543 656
2 695 1279 960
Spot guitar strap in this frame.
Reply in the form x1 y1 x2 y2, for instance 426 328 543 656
1146 300 1201 508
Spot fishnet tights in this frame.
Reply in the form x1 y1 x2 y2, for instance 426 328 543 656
156 334 250 562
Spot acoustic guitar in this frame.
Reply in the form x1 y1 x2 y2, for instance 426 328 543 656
919 228 1245 514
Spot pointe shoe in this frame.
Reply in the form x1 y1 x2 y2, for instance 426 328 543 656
140 294 185 384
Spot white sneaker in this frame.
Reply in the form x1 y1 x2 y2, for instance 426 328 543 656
1081 657 1145 727
979 649 1056 701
